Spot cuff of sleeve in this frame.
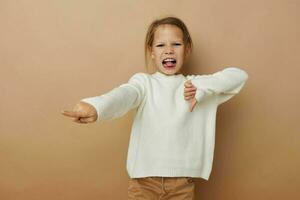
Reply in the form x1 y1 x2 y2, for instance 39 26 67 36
195 89 205 103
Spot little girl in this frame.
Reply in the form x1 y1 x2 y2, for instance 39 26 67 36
62 16 248 200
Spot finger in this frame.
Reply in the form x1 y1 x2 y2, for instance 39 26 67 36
184 88 196 93
78 117 94 123
61 110 80 118
185 84 197 89
184 84 197 90
184 80 192 87
184 83 192 88
184 91 196 97
184 81 196 88
185 95 195 100
72 117 88 124
185 95 196 101
184 87 197 92
184 92 196 99
184 85 196 89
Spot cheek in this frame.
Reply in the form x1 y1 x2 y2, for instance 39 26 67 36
152 55 161 64
152 52 161 60
180 52 186 61
151 51 160 58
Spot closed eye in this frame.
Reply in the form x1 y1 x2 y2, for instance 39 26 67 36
155 43 182 47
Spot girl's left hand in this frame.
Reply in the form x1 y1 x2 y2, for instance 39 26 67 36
184 80 198 112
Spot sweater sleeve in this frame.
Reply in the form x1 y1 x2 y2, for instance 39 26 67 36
80 73 146 121
188 67 249 105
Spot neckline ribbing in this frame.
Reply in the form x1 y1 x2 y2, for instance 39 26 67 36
152 71 184 79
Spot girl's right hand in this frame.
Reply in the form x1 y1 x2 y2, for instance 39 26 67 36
184 80 198 112
61 101 98 124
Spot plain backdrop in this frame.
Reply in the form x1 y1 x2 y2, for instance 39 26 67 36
0 0 299 199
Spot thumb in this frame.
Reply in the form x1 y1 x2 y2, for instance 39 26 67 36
189 99 197 112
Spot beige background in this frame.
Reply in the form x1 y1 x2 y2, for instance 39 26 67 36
0 0 299 199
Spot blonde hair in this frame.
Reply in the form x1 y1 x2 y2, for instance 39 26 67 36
144 16 193 73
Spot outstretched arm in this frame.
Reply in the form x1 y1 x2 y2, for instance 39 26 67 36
61 73 145 123
80 73 146 121
188 67 249 105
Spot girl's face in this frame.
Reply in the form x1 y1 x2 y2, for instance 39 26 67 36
151 24 189 75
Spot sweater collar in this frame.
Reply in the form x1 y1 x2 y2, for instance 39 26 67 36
152 71 184 79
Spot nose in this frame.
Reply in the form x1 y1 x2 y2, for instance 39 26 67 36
164 45 174 54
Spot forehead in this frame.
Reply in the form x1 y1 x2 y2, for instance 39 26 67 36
153 24 183 42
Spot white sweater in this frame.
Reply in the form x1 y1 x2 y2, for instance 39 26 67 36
81 67 249 180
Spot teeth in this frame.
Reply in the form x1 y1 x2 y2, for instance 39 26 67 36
162 58 176 65
163 58 176 62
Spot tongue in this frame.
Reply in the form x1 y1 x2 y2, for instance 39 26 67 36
163 61 175 68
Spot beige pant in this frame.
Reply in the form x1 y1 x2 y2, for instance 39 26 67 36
128 177 195 200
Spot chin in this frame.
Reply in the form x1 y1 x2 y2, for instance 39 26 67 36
164 67 182 75
157 63 182 75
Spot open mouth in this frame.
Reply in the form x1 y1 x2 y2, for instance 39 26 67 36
162 58 176 68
